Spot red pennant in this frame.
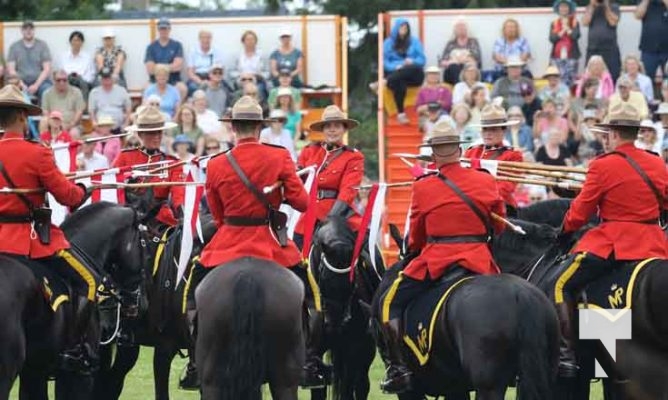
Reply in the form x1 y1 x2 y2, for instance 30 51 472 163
349 184 379 282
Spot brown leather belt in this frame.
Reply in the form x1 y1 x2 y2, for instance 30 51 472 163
317 189 338 200
0 214 32 223
602 218 658 225
223 216 269 226
427 234 490 244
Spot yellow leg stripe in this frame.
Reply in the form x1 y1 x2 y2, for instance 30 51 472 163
58 249 96 301
306 265 322 312
152 228 172 277
51 295 69 312
382 272 404 323
182 256 200 314
554 252 587 304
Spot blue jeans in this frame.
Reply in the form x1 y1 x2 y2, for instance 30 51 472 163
642 51 668 80
27 79 53 103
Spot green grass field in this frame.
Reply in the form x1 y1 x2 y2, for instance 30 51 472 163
10 346 605 399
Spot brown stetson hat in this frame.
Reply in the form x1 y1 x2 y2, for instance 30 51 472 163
595 103 641 129
471 104 519 128
419 121 470 148
0 85 42 116
219 95 269 122
309 105 359 132
125 106 177 133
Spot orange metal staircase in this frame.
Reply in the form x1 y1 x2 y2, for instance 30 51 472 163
382 87 422 258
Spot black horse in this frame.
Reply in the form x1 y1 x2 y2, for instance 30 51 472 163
496 199 668 400
93 211 216 400
307 216 384 400
196 257 305 400
379 225 559 400
1 202 147 400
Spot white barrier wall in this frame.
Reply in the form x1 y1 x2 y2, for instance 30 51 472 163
388 7 641 75
3 15 341 91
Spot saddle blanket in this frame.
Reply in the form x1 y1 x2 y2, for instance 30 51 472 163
9 256 71 312
402 275 474 366
579 258 657 310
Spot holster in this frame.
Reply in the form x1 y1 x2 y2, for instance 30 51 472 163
269 209 288 247
32 207 52 245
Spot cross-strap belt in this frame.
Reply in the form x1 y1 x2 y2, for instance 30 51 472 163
427 234 490 244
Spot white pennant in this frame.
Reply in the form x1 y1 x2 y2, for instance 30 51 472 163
50 144 75 226
480 159 499 177
176 164 201 288
286 165 316 239
368 183 387 269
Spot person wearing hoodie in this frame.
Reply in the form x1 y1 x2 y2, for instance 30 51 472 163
383 19 426 124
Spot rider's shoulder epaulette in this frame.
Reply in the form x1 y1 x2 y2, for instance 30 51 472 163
415 171 437 181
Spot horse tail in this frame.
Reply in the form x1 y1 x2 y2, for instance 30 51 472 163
516 287 558 400
222 272 266 399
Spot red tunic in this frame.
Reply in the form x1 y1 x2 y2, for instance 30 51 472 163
295 143 364 234
112 148 184 226
403 163 506 281
200 138 309 268
0 132 85 258
563 143 668 260
464 144 523 208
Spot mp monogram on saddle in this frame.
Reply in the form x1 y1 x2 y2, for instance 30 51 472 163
2 78 668 400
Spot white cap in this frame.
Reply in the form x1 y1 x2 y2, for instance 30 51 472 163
146 94 161 104
102 28 116 38
656 103 668 115
269 109 287 119
279 27 292 37
640 119 657 130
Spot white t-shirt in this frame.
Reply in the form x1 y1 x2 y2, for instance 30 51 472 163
77 151 109 172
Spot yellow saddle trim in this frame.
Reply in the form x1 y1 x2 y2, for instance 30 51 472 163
403 276 475 366
577 257 658 311
152 228 173 277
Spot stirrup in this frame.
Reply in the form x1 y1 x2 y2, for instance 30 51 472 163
300 362 329 389
380 366 413 394
178 363 200 391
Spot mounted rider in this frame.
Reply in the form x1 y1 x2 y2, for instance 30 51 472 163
294 105 365 387
551 103 668 378
185 95 311 383
113 106 185 228
464 104 524 214
379 121 506 393
0 85 98 372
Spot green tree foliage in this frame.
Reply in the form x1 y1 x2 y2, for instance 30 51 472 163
0 0 111 20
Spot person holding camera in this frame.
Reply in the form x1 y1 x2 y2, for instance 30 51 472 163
582 0 622 81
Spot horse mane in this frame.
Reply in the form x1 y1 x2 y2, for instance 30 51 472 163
516 198 572 227
61 202 121 230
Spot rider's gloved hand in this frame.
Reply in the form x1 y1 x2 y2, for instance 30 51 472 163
556 228 574 250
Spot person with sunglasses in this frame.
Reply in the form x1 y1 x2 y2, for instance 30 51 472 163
202 64 233 116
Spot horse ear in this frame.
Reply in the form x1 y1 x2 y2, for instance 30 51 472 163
389 224 403 249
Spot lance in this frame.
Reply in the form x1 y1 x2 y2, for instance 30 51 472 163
0 181 202 195
51 132 131 150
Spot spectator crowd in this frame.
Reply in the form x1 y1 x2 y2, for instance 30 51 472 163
1 18 309 169
373 0 668 204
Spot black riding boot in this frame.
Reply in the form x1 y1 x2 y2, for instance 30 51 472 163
380 318 413 393
179 308 200 390
301 310 329 388
556 301 579 378
59 297 99 375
